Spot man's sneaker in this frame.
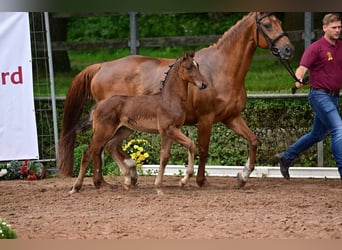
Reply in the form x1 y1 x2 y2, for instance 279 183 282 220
274 152 290 179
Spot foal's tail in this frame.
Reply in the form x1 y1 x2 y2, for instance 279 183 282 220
58 63 101 177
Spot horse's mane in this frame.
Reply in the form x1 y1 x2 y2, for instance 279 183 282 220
209 12 253 49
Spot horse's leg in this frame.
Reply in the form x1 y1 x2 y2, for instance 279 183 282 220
223 115 259 188
154 137 173 195
92 146 106 189
90 149 112 189
166 128 196 187
105 127 134 190
70 145 92 194
88 122 118 189
196 118 214 187
115 145 138 186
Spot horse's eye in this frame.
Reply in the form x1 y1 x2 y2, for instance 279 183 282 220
263 23 272 30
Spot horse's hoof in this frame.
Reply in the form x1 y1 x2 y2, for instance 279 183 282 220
237 172 247 188
102 181 114 189
69 188 78 195
156 188 164 195
131 176 138 186
94 179 112 189
123 183 131 191
196 178 210 188
179 180 186 187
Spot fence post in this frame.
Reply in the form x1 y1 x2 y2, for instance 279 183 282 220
129 12 139 55
44 12 59 161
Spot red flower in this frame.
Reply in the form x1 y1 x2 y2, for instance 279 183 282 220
27 170 35 175
27 174 37 181
20 165 28 174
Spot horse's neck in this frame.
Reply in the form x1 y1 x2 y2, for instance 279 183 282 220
209 13 257 81
161 67 188 105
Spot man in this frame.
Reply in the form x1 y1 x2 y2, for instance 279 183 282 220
275 13 342 180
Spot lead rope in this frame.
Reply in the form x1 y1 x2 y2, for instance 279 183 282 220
278 57 309 94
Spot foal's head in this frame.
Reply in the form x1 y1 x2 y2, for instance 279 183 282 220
179 51 207 90
162 51 208 90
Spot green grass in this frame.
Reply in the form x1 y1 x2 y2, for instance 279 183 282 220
51 47 303 97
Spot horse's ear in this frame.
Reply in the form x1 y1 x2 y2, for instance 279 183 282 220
190 50 195 58
182 51 189 60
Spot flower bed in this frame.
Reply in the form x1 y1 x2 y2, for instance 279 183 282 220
0 160 46 180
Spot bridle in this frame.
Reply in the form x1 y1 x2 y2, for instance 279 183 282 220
255 12 288 57
255 12 308 93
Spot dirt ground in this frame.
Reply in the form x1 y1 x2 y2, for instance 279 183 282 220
0 175 341 239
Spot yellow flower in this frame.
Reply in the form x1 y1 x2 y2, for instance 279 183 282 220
122 139 150 169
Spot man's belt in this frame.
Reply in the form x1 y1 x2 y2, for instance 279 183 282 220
312 88 340 97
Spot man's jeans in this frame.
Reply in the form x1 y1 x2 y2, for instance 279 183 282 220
283 88 342 177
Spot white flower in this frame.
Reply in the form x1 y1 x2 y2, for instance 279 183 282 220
0 169 7 177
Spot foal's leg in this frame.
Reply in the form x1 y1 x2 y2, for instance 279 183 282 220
108 145 138 186
91 150 112 189
105 127 135 190
167 128 196 187
70 145 92 194
89 123 119 189
224 115 259 188
154 137 173 195
106 129 138 186
92 147 106 189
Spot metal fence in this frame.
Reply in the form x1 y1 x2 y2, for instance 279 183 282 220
30 13 58 170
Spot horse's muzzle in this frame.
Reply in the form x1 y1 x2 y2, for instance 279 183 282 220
272 44 295 60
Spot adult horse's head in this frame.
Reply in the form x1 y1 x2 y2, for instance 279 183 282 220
254 12 294 60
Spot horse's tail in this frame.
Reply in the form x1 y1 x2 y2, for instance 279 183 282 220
76 106 95 133
58 63 101 177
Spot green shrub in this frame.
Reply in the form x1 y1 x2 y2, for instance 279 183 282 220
0 218 17 239
72 144 121 177
55 96 340 177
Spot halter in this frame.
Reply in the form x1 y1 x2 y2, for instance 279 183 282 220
255 12 288 57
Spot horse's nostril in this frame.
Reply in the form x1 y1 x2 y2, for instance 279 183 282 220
285 45 293 55
272 47 280 56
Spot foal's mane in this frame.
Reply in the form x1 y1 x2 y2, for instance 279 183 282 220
159 57 180 90
209 12 253 49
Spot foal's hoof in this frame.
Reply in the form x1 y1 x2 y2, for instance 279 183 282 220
131 176 138 186
123 183 131 191
94 180 113 189
69 188 78 195
179 180 186 187
155 187 164 195
237 172 247 188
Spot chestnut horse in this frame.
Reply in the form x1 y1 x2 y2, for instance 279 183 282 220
70 52 207 194
59 12 294 188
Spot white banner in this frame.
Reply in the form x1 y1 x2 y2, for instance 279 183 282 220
0 12 39 160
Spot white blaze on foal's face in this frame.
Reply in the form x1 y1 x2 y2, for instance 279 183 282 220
192 60 198 68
